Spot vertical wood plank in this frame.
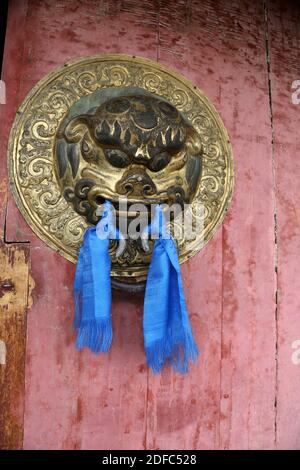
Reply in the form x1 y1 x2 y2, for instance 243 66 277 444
0 0 29 238
0 242 29 449
0 1 30 449
267 0 300 449
218 0 277 449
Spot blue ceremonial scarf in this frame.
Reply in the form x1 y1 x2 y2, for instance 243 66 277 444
74 201 199 373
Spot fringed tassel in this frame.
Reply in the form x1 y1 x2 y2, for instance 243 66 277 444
76 318 112 353
73 202 113 355
143 206 199 374
145 329 199 374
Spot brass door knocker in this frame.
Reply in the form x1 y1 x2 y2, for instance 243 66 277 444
8 55 234 291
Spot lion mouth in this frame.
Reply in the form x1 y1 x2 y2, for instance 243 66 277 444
95 195 171 218
90 183 187 221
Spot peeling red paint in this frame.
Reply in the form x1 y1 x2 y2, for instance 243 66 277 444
0 243 29 449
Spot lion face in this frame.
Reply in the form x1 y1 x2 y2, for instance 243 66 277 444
55 89 202 225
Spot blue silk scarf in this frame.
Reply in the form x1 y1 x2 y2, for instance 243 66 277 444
74 202 199 373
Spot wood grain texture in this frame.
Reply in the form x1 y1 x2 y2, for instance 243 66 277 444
217 0 277 449
267 0 300 450
0 242 29 449
0 0 29 239
147 0 277 450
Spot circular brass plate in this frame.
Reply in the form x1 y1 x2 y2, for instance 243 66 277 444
8 55 234 278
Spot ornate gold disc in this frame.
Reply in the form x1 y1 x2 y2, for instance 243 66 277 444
8 55 234 282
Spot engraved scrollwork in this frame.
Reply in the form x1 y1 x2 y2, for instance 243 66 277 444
102 65 130 87
172 88 190 109
77 71 99 93
192 114 212 131
64 215 87 246
140 72 162 93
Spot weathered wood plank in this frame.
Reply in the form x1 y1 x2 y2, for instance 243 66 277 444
0 242 29 449
267 0 300 450
0 0 29 240
217 0 277 449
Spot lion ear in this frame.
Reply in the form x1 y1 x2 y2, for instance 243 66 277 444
63 115 92 143
184 129 203 200
185 128 202 157
55 116 96 180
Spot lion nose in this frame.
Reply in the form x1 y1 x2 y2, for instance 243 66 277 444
116 169 156 197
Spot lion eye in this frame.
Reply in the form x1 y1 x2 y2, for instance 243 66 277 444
149 152 171 172
105 148 131 168
81 139 91 155
81 135 97 161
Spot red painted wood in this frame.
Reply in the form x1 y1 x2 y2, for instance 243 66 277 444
0 242 29 449
3 0 298 450
217 1 277 449
267 0 300 450
0 0 29 237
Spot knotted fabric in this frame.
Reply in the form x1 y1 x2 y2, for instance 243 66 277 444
143 205 199 373
74 202 199 373
74 201 118 352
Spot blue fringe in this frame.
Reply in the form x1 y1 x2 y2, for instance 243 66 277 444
145 329 199 374
76 318 113 353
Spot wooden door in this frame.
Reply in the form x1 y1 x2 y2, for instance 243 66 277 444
0 0 299 449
